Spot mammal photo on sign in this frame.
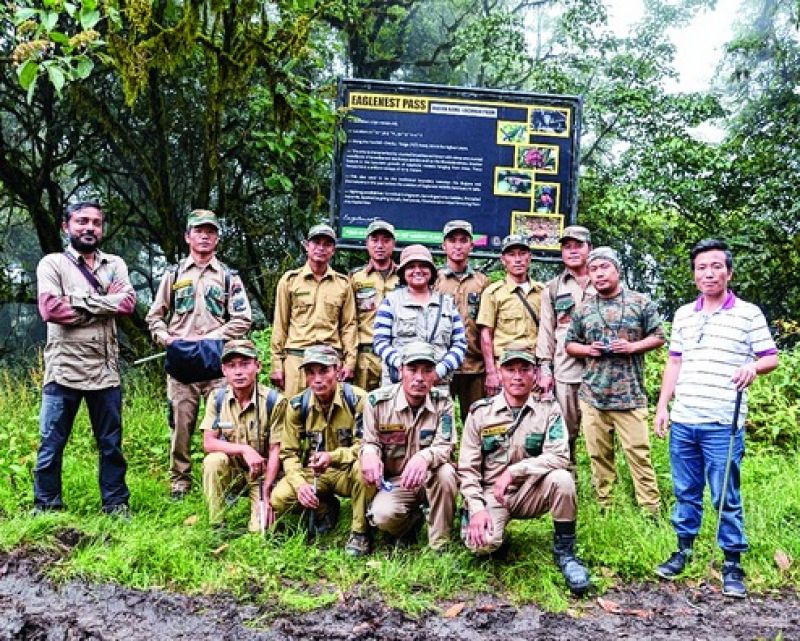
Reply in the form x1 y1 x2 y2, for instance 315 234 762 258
530 107 570 136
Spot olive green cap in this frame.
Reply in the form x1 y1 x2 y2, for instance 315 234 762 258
501 234 531 253
366 219 395 238
307 223 337 242
301 344 340 368
442 220 473 239
401 341 437 365
498 347 537 366
559 225 591 244
187 209 220 231
221 339 259 362
587 246 621 271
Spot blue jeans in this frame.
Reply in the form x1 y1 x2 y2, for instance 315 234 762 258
669 421 747 553
34 382 129 509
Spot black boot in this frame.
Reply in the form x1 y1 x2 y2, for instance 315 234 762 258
553 532 591 596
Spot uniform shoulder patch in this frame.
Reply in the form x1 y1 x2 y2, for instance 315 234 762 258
531 281 545 292
468 397 493 413
548 415 565 440
349 264 368 277
289 394 304 410
485 280 504 294
369 386 394 406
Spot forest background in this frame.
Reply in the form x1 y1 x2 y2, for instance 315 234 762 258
2 0 799 360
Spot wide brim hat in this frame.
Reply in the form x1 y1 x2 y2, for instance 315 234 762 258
398 244 437 287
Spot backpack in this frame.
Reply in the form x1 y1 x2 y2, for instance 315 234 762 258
298 383 359 425
212 385 280 449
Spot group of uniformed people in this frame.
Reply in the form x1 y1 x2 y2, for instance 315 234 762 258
33 202 778 599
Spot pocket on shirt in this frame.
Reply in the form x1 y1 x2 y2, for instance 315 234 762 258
524 432 545 457
205 284 225 318
174 285 195 315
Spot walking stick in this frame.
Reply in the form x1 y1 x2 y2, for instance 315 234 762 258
258 476 266 537
715 389 744 543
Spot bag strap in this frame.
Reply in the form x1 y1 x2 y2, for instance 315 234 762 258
212 386 227 437
299 383 357 425
169 258 233 322
427 293 445 343
63 252 104 294
514 288 539 327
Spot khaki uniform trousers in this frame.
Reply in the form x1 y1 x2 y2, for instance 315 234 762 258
368 463 458 550
270 462 375 534
450 373 486 422
463 469 576 554
282 353 307 399
555 381 582 463
580 401 660 512
202 452 262 531
167 375 223 491
354 351 382 392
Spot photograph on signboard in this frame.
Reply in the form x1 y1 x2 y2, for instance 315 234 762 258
533 182 560 213
529 106 570 137
515 144 559 174
496 121 529 145
495 168 534 196
512 212 563 249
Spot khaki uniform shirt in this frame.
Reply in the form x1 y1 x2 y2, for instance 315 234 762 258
349 263 399 346
280 383 367 492
37 247 136 389
458 394 569 516
477 275 544 358
434 266 490 374
536 271 596 383
199 382 286 455
270 264 358 373
145 256 252 347
361 384 455 479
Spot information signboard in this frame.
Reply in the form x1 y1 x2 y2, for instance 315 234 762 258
331 79 582 256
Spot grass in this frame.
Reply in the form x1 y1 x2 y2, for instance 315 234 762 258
1 366 799 615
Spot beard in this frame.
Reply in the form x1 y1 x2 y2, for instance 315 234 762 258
69 232 100 253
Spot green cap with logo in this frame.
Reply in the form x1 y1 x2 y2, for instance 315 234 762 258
587 246 621 271
187 209 221 231
222 339 259 362
442 220 473 239
306 223 337 242
559 225 591 244
499 346 537 366
501 233 531 253
366 219 395 238
301 344 340 368
401 341 437 365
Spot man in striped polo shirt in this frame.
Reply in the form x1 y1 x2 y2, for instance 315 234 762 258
653 238 779 598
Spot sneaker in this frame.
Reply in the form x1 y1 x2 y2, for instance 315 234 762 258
32 503 65 516
102 503 131 520
344 532 372 557
655 549 691 580
722 562 747 598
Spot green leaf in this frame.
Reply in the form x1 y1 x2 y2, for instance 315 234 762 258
26 78 37 104
16 60 39 90
46 64 66 94
42 11 58 32
74 56 94 79
80 8 100 29
13 8 38 24
105 6 121 27
49 30 69 45
64 2 77 17
82 0 98 10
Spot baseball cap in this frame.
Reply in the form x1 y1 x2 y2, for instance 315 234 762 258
501 234 531 253
301 344 340 368
306 224 337 242
221 339 259 362
559 225 591 244
366 219 395 238
442 220 473 239
587 246 621 271
498 347 537 366
187 209 220 231
401 341 437 365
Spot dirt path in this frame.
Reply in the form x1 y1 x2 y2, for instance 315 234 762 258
1 549 796 641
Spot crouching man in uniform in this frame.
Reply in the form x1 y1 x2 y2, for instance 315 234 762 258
200 339 286 532
360 341 458 551
270 345 376 556
458 346 592 596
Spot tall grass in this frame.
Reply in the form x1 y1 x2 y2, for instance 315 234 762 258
0 346 798 613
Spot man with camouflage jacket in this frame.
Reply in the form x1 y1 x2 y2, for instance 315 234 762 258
565 247 664 515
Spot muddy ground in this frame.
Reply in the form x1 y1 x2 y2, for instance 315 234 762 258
1 546 797 641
